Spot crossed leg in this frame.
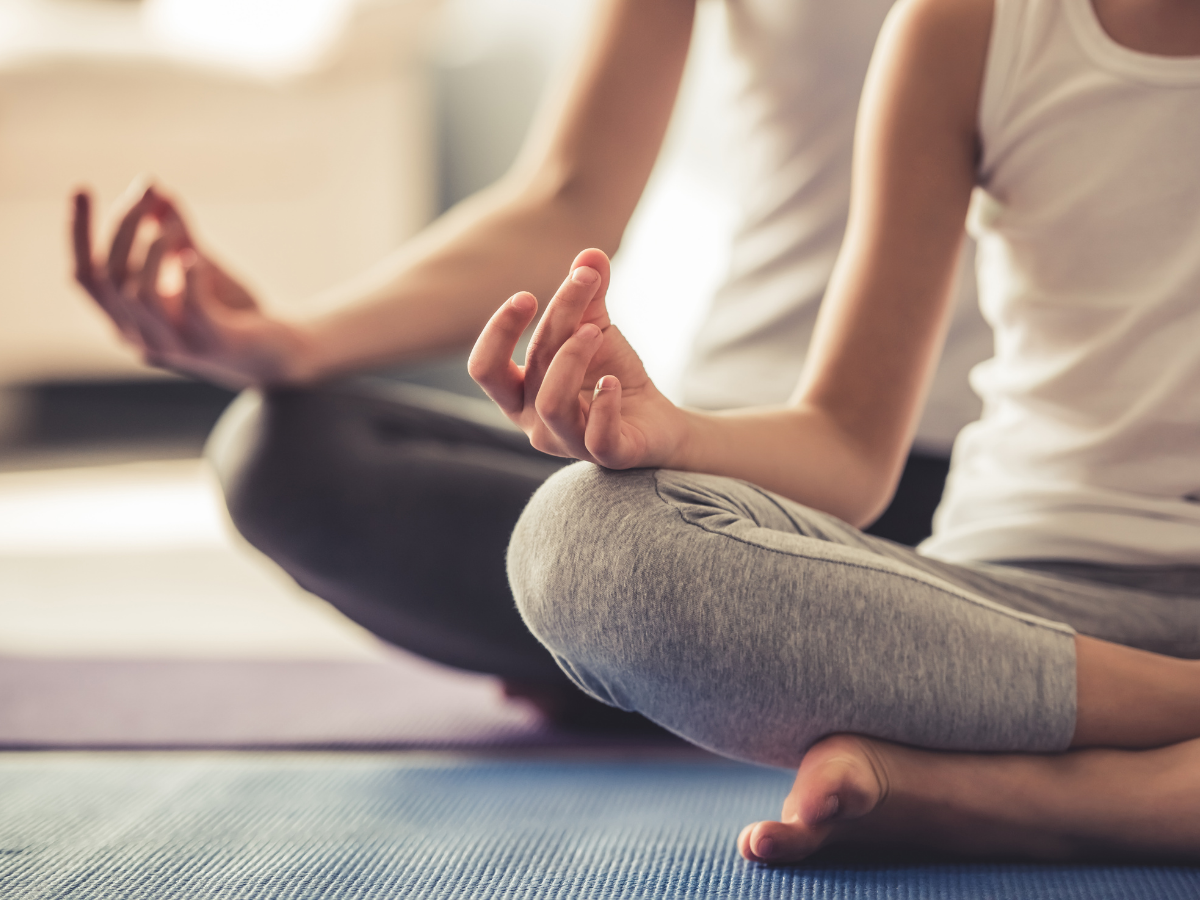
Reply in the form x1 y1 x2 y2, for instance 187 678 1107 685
507 463 1200 864
741 730 1200 863
742 635 1200 863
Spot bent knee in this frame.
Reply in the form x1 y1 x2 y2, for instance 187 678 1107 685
205 387 346 551
507 464 683 689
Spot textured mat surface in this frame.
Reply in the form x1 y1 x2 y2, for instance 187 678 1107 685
3 754 1198 899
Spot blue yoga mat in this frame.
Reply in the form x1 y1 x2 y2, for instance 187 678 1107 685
2 754 1197 899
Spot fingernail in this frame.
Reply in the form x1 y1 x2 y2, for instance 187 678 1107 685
593 375 615 394
755 837 775 859
571 266 599 286
510 293 535 313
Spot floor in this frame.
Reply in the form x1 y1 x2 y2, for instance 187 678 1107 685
0 379 392 664
0 378 589 756
5 380 1200 898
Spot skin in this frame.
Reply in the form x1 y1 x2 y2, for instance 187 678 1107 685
71 0 698 389
72 0 1200 867
1093 0 1200 55
470 0 990 528
469 0 1200 864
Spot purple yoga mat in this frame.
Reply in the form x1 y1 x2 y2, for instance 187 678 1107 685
0 648 643 749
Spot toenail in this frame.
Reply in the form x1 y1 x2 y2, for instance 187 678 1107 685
755 836 775 858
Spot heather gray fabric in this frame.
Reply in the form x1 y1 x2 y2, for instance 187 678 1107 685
509 464 1200 769
205 376 955 691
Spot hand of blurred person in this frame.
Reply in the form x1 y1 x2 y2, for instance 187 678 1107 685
69 2 698 389
72 185 316 389
469 247 689 469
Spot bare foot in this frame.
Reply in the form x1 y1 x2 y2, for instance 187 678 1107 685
738 734 890 864
739 733 1200 865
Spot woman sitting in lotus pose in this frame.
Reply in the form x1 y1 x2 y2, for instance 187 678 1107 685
469 0 1200 862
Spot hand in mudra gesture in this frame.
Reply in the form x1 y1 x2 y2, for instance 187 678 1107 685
71 183 312 389
469 248 688 469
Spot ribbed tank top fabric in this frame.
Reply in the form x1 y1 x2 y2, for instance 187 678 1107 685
678 1 992 455
921 0 1200 565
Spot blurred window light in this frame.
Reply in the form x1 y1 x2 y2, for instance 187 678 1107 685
0 460 229 556
0 0 146 65
143 0 354 76
609 168 733 402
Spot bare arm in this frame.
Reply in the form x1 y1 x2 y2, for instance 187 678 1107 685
72 0 696 387
304 0 697 377
470 0 992 527
674 0 992 524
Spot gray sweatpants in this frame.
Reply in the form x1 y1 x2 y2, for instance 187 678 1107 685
508 463 1200 768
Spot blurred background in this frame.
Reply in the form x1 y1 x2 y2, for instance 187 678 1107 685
0 0 733 712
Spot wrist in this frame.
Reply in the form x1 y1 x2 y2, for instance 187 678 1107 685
269 319 326 386
662 407 707 472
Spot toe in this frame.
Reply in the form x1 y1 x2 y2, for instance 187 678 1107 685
788 735 887 825
737 823 758 861
741 819 826 865
742 736 891 865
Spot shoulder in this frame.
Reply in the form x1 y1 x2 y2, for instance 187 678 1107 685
868 0 994 137
879 0 994 85
884 0 993 47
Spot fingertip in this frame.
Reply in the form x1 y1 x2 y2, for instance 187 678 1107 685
736 822 774 863
571 247 611 273
509 292 537 315
137 178 158 203
570 265 600 286
737 825 756 861
577 323 602 342
749 823 777 861
147 189 175 223
584 375 626 466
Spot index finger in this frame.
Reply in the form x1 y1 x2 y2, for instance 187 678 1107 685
71 191 96 288
522 252 609 400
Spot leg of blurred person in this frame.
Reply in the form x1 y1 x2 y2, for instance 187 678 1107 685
205 370 951 729
205 374 616 728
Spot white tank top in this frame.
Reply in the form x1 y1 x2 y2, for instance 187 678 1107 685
680 0 993 456
921 0 1200 565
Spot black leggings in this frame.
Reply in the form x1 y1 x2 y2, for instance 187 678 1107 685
206 375 951 691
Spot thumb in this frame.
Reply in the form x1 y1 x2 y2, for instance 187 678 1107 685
584 375 633 467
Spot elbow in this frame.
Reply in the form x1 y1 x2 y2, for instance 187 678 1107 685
830 443 908 531
789 403 912 530
845 486 897 531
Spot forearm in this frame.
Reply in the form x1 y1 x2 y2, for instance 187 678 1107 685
279 0 695 384
671 405 901 527
659 0 992 526
289 174 609 382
